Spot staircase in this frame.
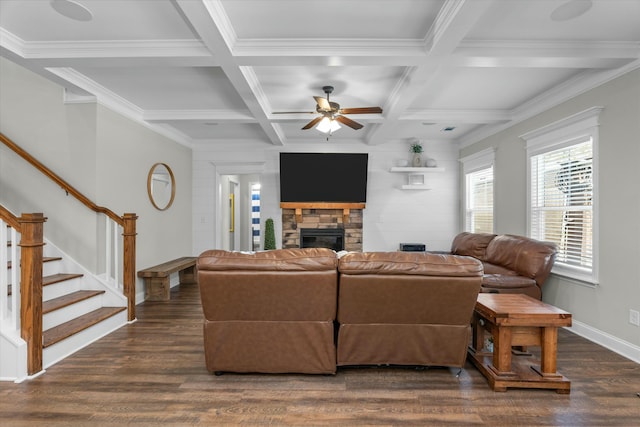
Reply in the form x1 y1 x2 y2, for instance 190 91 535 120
6 233 128 371
43 239 128 368
1 134 136 381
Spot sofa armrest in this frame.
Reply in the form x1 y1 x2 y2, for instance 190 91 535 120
484 234 557 287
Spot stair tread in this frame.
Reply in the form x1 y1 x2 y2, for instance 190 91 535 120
7 256 61 269
43 290 105 314
43 306 126 348
7 270 80 294
43 273 84 286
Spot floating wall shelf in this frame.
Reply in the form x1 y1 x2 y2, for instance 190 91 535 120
389 167 445 190
389 167 445 173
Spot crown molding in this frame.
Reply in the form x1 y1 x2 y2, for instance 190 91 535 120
458 40 640 58
22 39 208 59
0 29 209 59
0 28 22 56
144 109 256 122
232 38 426 57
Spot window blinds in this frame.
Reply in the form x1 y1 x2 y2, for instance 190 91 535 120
466 166 494 234
530 139 592 269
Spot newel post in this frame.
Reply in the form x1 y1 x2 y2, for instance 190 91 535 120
18 213 46 375
122 213 138 321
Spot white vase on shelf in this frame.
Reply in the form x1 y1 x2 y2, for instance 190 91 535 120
412 153 422 167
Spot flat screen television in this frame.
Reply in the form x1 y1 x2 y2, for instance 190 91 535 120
279 152 368 203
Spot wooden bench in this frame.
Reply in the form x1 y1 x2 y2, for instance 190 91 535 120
137 256 197 301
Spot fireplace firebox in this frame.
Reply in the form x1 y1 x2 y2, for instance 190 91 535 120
299 228 345 251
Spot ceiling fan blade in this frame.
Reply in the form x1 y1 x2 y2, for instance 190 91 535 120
335 115 363 130
339 107 383 114
301 116 323 130
314 96 331 111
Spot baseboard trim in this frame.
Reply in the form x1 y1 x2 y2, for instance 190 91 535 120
566 320 640 364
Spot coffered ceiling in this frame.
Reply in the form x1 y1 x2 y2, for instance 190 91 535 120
1 0 639 147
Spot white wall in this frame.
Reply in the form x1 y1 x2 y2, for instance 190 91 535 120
192 139 459 255
0 58 193 299
460 68 640 357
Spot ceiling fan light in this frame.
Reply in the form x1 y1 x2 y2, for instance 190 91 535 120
316 117 341 133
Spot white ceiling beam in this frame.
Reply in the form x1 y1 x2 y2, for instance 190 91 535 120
144 109 257 123
367 0 496 145
174 0 285 146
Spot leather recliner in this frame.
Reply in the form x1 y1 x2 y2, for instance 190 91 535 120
197 248 338 375
336 251 483 368
450 232 557 299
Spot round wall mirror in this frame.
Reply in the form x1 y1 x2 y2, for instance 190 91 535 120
147 163 175 211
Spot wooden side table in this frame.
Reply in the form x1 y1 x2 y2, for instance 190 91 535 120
468 293 572 393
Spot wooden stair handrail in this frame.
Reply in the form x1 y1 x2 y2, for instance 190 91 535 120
1 133 137 373
0 133 123 226
0 204 21 230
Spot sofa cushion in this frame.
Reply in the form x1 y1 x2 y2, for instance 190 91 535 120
197 247 338 271
337 251 483 277
482 262 518 276
482 274 537 289
450 232 496 260
484 234 557 281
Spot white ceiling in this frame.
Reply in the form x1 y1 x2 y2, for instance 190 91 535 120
1 0 639 148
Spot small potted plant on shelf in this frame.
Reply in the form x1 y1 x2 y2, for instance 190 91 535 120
410 141 423 167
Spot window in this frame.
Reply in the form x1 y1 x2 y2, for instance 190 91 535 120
461 148 495 234
522 107 602 284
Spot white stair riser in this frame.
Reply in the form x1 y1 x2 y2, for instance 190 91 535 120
43 261 61 277
43 279 82 301
43 295 104 331
43 311 127 369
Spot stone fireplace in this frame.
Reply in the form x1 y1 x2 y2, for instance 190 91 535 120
282 207 363 251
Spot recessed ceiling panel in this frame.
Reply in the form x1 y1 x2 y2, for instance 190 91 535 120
221 0 444 39
255 66 405 113
0 0 197 41
167 122 265 141
75 66 247 110
467 0 640 41
390 121 482 142
410 67 582 111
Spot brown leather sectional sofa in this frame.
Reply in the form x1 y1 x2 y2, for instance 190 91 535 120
197 248 482 375
336 251 483 368
450 232 557 299
197 248 339 375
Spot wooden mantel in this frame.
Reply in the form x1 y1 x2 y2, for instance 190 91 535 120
280 202 365 224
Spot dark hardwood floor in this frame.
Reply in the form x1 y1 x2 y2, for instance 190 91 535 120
1 283 639 426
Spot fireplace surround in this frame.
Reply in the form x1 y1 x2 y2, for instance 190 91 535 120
281 207 363 252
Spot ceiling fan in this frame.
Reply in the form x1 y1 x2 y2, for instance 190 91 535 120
274 86 383 133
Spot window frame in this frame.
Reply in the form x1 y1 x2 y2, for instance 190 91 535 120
521 107 602 285
460 148 495 234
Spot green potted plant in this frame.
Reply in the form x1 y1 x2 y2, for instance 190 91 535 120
410 140 423 167
264 218 276 250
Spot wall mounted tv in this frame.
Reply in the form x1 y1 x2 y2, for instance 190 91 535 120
279 152 368 203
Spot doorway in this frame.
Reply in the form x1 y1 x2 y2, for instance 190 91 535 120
219 174 261 252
